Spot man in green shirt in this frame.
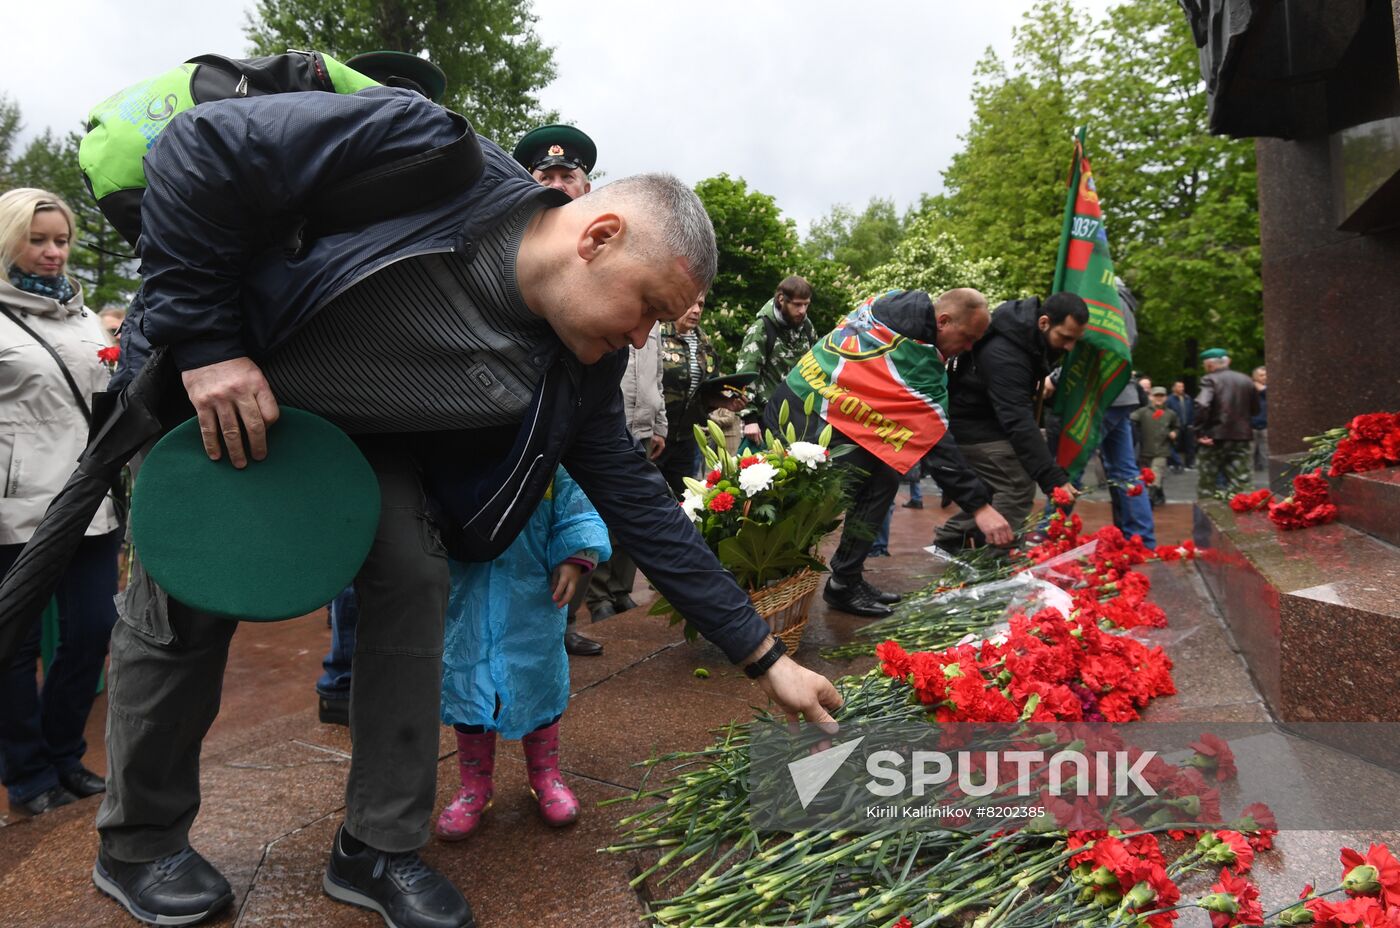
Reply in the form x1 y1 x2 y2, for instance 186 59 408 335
735 276 816 445
1130 386 1179 506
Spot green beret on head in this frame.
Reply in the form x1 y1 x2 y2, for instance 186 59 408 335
130 408 381 621
512 124 597 175
1199 347 1229 362
345 51 447 103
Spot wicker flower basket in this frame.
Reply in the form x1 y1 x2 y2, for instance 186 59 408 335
748 567 823 652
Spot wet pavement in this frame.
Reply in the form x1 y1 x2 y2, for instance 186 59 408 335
0 488 1382 927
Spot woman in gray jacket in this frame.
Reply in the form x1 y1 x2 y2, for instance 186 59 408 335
0 189 121 816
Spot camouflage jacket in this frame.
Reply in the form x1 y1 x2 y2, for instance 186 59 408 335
658 322 719 439
734 298 817 423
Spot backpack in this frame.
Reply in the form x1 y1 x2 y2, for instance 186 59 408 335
79 50 383 246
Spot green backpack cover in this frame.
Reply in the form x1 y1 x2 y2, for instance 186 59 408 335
79 50 379 246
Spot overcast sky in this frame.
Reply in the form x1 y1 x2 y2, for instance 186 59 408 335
3 0 1117 234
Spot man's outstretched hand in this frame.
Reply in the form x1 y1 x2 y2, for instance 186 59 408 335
181 357 280 468
755 654 843 732
973 504 1015 547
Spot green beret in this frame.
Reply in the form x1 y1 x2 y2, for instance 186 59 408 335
345 51 448 103
130 408 381 621
512 124 597 175
1199 347 1229 362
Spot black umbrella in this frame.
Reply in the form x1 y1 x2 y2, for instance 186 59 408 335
0 348 191 665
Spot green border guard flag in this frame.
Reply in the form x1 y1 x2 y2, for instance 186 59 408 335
1051 128 1132 479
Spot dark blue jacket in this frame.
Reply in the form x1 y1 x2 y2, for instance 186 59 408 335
121 88 769 662
1165 392 1195 428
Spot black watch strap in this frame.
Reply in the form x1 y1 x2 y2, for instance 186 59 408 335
743 636 788 679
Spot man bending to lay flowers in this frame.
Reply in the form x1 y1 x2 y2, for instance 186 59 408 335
762 288 1015 618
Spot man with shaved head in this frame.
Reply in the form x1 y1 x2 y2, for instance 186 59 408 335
763 288 1013 617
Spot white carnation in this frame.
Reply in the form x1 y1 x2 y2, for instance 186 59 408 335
738 461 779 496
787 441 828 469
680 488 705 522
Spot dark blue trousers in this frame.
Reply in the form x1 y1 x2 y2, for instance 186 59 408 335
0 530 122 803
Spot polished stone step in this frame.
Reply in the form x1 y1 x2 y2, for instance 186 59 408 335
1194 500 1400 727
1330 466 1400 547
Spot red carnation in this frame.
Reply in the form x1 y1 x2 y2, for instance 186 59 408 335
97 345 121 364
738 455 762 469
705 469 722 487
1200 868 1263 927
875 640 911 681
1141 467 1157 486
1231 803 1277 850
1292 469 1331 509
1152 408 1164 419
1127 484 1144 497
1350 413 1396 442
1189 732 1238 782
1052 486 1075 508
1382 430 1400 464
707 491 736 512
1229 489 1273 513
1340 843 1400 908
1331 436 1386 476
1200 830 1256 873
892 918 912 928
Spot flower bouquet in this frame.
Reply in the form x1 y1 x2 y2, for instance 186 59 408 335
653 398 849 648
1295 410 1400 477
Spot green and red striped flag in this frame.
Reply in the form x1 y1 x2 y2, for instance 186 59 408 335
785 292 951 475
1051 128 1132 479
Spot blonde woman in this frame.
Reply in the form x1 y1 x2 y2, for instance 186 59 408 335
0 188 120 816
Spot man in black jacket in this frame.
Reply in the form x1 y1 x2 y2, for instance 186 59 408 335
89 90 840 928
933 293 1088 551
764 289 1014 617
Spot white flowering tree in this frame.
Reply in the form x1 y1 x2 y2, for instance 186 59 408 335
859 213 1013 304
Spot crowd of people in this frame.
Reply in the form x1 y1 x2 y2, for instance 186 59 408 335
0 49 1267 928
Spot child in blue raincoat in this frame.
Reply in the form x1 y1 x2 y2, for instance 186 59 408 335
435 466 609 839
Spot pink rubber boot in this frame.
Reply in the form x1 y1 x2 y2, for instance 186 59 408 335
521 722 579 827
435 730 496 840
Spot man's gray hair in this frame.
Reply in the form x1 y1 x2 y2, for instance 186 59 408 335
584 173 717 287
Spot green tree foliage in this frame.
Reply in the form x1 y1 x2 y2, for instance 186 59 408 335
791 254 860 340
2 115 139 307
693 174 801 362
244 0 558 146
932 0 1261 383
804 197 905 278
1083 0 1261 380
694 173 861 361
932 5 1080 298
861 213 1011 302
0 95 22 188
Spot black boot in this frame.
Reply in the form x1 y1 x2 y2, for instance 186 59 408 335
822 578 893 618
856 579 902 605
564 629 603 656
13 784 78 816
318 694 350 726
58 766 106 798
324 826 475 928
93 846 233 926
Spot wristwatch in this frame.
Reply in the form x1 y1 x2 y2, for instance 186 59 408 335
743 636 788 679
